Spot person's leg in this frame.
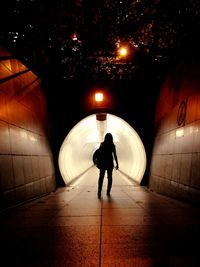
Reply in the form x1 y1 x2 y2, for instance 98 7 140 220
98 169 105 197
107 168 113 196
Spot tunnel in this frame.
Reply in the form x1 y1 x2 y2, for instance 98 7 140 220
58 113 147 185
1 46 200 208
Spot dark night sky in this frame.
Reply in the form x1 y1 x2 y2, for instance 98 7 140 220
1 0 200 82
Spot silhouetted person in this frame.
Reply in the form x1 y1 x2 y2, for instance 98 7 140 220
94 133 119 198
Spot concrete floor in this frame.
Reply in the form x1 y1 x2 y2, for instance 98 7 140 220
1 167 200 267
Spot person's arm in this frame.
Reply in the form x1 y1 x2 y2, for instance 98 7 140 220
113 145 119 170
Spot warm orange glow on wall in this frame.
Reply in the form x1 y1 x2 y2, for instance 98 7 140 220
95 92 103 102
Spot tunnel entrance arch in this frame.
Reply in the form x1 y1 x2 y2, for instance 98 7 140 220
58 113 146 185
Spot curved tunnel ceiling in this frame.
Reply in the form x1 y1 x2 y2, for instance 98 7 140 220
58 113 147 185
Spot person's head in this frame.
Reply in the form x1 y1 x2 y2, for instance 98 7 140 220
104 133 113 143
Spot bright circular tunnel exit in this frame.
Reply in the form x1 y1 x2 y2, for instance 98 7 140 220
58 113 146 185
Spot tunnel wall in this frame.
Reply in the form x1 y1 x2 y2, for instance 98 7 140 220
0 46 56 210
149 63 200 205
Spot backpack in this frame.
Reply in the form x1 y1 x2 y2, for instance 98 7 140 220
92 147 104 169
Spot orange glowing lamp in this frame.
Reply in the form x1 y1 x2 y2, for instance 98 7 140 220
119 47 127 56
95 92 104 102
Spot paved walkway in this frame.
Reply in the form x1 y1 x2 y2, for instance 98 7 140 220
1 167 200 267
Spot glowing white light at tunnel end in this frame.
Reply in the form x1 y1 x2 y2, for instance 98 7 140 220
58 113 147 186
